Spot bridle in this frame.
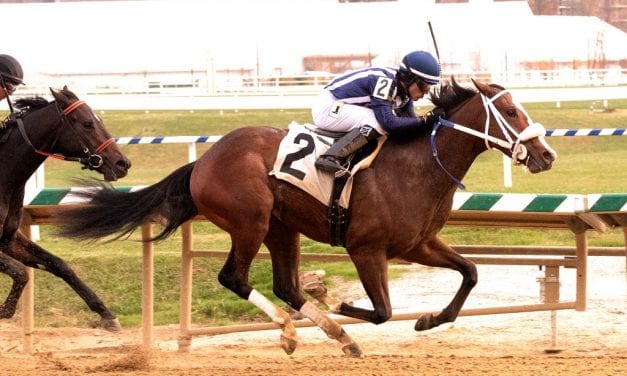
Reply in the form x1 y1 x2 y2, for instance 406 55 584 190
430 89 556 190
15 100 116 170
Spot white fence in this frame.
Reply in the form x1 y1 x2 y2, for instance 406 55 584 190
21 68 627 100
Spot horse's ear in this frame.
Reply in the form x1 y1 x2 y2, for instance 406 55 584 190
50 86 77 103
471 78 489 95
49 87 63 102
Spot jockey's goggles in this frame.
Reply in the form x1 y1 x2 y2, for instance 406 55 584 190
415 79 431 95
2 82 16 95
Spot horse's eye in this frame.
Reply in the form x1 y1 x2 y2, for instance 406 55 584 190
506 109 517 117
83 120 94 129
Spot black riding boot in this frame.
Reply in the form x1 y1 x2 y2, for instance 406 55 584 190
315 125 381 174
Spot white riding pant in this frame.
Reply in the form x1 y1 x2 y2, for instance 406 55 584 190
311 90 387 135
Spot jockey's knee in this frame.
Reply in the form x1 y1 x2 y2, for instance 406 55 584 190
359 125 383 141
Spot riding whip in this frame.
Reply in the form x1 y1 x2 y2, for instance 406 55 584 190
428 21 442 83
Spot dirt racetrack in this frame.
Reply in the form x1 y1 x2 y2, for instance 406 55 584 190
1 258 625 375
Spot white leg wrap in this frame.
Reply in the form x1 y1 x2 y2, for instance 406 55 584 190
300 301 342 339
248 289 285 325
299 301 324 322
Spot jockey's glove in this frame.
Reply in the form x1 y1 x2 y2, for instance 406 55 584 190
423 108 446 126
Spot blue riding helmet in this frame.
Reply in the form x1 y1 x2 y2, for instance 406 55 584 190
398 50 440 87
0 54 24 86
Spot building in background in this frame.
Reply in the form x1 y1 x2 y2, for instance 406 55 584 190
527 0 627 33
0 0 625 93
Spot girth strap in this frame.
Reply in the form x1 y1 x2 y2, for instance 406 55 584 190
328 174 350 247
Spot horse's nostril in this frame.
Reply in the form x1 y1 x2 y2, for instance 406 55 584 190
117 159 131 170
542 150 555 164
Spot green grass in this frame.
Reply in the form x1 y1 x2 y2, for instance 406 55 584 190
1 99 626 329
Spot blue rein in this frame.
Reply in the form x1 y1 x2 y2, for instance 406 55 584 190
430 118 466 190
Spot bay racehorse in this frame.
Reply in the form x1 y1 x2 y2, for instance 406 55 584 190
56 78 556 355
0 86 130 331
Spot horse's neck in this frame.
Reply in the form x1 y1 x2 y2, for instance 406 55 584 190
435 98 489 181
23 105 60 151
384 128 482 190
434 125 485 181
1 110 53 191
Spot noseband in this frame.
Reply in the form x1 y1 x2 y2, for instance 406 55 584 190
16 100 115 170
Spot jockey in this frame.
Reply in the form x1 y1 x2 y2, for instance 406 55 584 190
312 50 444 174
0 54 24 102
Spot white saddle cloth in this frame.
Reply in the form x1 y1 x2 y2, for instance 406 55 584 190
270 122 383 208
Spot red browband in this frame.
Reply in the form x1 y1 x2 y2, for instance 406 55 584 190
63 100 86 115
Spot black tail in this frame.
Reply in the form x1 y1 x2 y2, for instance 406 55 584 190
57 162 198 242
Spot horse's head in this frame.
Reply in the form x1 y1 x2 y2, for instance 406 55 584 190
470 79 556 173
49 86 131 181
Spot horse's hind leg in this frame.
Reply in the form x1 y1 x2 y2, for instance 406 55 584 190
264 217 362 357
335 249 394 324
0 251 28 319
401 237 478 331
218 226 299 355
4 232 121 331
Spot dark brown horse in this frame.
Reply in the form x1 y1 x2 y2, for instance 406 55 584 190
56 79 556 355
0 87 130 331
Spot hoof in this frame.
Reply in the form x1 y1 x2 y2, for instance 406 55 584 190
101 318 122 332
414 313 433 331
341 343 363 358
280 334 298 355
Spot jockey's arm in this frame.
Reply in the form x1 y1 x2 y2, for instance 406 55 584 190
371 97 425 134
395 100 418 118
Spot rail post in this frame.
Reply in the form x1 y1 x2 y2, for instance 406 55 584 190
141 223 154 348
543 265 560 351
178 221 194 352
575 232 588 311
19 222 34 354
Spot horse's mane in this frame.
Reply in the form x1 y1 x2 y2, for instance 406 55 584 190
14 97 51 111
430 77 477 112
1 97 51 131
387 77 478 142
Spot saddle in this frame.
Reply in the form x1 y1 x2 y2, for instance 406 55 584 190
270 122 385 246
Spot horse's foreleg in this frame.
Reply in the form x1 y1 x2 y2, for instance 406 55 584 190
402 237 478 331
246 289 299 354
264 220 362 357
218 238 299 355
7 233 121 331
0 251 28 319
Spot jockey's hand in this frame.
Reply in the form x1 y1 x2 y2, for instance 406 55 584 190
423 108 445 126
